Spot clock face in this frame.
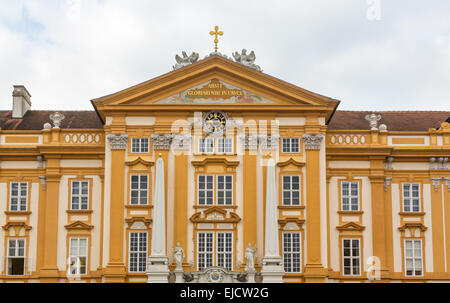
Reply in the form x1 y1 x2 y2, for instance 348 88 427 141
204 111 226 133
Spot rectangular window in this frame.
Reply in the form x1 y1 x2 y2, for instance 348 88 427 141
131 138 149 153
217 138 233 154
69 238 88 275
283 233 301 273
71 181 89 210
404 239 423 276
10 182 28 212
217 233 233 270
7 239 26 276
341 181 359 211
198 175 214 205
282 176 301 206
282 138 300 153
402 183 420 212
130 175 148 205
199 138 214 154
343 239 361 276
217 175 233 205
198 232 214 270
129 232 147 272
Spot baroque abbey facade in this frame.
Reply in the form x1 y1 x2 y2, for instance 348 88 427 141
0 53 449 283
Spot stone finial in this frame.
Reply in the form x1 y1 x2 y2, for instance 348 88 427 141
302 133 324 150
379 124 388 132
106 133 128 150
43 123 52 130
173 51 199 70
365 113 382 130
49 112 65 128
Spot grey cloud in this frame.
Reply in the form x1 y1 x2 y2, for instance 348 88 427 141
0 0 448 111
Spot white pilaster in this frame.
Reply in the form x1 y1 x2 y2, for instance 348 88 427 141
260 156 284 283
147 155 170 283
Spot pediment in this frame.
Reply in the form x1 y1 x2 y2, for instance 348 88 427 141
91 55 339 122
277 158 306 169
65 221 94 230
398 223 427 232
336 222 365 231
190 206 241 224
125 157 154 169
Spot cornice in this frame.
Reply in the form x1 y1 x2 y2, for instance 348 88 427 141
189 206 241 224
64 221 94 230
277 158 306 168
336 222 366 231
398 222 427 232
125 157 154 167
191 157 240 167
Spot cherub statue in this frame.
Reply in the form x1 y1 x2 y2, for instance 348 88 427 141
174 242 185 270
173 51 199 70
232 49 262 72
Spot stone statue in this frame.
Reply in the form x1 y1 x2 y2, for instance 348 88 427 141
245 243 256 271
183 272 194 282
232 49 262 72
365 113 382 130
236 272 248 282
173 51 199 70
49 112 65 128
174 242 184 270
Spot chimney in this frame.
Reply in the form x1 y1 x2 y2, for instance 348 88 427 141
12 85 32 119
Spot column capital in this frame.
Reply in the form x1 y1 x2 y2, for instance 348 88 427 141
258 134 279 151
430 177 442 192
152 133 175 150
302 133 324 150
238 133 258 150
107 133 128 150
445 178 450 192
384 177 392 192
172 134 191 151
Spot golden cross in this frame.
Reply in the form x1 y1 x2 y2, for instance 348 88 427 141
209 25 223 53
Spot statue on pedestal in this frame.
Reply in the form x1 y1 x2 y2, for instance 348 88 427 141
245 243 256 271
174 242 185 270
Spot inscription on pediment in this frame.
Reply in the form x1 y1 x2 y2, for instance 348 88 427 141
155 79 275 104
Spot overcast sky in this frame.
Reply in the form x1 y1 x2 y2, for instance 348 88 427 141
0 0 449 111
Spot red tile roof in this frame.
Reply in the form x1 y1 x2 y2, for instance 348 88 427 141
328 111 450 131
0 110 103 130
0 110 448 132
